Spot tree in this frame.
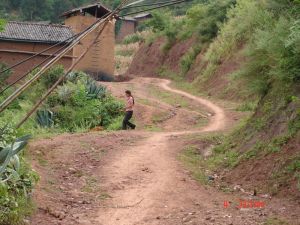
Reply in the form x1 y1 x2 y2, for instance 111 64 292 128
20 0 52 21
0 19 6 32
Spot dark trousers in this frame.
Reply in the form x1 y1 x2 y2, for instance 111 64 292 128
123 111 135 130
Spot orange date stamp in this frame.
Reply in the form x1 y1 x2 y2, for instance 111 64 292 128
224 200 265 209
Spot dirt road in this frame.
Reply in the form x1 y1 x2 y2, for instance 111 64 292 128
29 78 299 225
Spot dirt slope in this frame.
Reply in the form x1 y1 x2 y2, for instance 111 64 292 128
29 78 300 225
127 38 195 77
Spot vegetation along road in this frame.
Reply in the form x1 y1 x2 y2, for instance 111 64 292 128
29 77 300 225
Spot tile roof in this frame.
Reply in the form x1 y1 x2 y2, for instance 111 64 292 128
121 16 137 22
61 2 111 18
0 21 74 44
133 13 152 19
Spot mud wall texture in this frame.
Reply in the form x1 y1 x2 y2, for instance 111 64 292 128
0 41 73 84
65 15 115 76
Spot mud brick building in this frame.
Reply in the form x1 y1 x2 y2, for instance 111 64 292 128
0 3 115 84
116 13 152 43
116 17 137 43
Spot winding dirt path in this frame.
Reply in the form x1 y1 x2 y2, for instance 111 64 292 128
94 78 270 225
159 79 226 133
29 78 298 225
96 78 227 225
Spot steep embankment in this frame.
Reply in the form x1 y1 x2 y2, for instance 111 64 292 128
127 37 196 77
125 0 300 199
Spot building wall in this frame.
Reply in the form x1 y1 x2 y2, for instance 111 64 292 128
65 15 115 78
116 20 136 43
0 41 73 84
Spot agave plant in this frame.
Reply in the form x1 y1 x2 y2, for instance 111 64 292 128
36 109 54 127
86 79 106 100
0 135 31 182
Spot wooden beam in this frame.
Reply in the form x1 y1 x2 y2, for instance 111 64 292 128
0 49 77 59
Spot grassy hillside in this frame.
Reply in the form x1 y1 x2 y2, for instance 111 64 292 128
0 0 204 23
0 0 121 22
127 0 300 197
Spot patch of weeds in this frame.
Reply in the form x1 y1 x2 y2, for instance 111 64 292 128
180 44 202 75
236 102 257 112
144 124 162 132
296 173 300 191
179 145 209 184
287 159 300 172
263 217 289 225
243 142 263 160
288 113 300 136
122 33 144 45
37 157 48 166
264 135 291 154
262 100 273 114
195 63 218 82
116 49 135 57
252 117 267 131
79 141 91 149
148 85 189 108
97 193 112 200
223 151 240 168
106 115 124 131
0 195 35 225
219 185 232 193
152 112 170 123
211 140 240 168
270 157 300 193
194 117 209 128
138 98 153 107
82 177 99 193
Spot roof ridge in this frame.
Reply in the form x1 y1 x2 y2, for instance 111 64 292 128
61 1 111 17
8 21 70 28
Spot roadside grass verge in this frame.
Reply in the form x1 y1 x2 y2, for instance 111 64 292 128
148 84 190 108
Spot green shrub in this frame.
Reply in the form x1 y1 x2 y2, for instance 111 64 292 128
66 71 86 83
98 97 124 127
144 11 171 33
42 65 64 88
122 33 144 44
180 44 202 74
0 63 11 87
0 19 6 32
47 75 123 131
0 133 37 225
0 157 37 225
200 0 272 81
0 123 16 148
107 115 124 131
181 0 235 41
236 102 257 112
56 84 76 105
239 17 300 95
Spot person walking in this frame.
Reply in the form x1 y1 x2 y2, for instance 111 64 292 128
123 90 136 130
